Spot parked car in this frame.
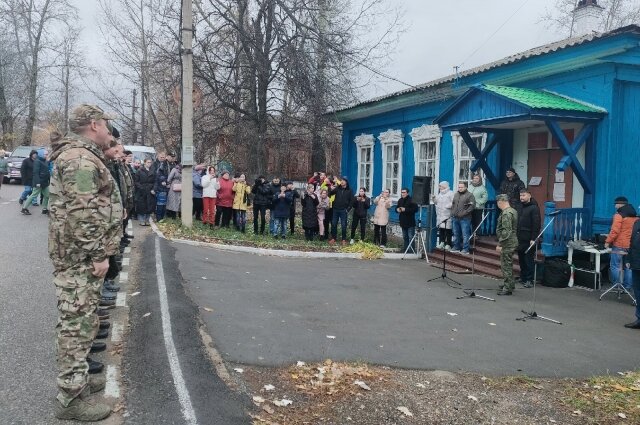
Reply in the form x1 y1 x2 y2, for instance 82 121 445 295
4 145 44 184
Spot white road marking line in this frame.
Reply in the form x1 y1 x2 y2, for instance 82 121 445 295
155 236 198 425
119 271 128 283
122 257 130 266
111 322 123 342
105 365 121 398
124 247 131 254
116 292 127 307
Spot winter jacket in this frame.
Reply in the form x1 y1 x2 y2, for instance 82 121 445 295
32 157 50 188
217 177 235 208
606 204 638 249
434 189 454 229
192 171 203 198
232 181 251 211
626 220 640 270
372 195 392 226
251 180 272 206
268 181 282 209
20 154 36 184
450 190 475 219
201 174 220 198
497 207 518 249
288 188 301 214
301 192 320 228
166 168 182 213
330 185 354 211
469 183 488 209
154 167 169 194
352 195 371 219
517 198 541 249
134 167 156 214
272 191 292 218
396 195 418 228
0 158 8 174
499 174 525 206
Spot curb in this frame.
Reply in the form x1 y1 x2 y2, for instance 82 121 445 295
149 219 421 260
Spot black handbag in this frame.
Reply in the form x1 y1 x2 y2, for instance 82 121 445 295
541 258 570 288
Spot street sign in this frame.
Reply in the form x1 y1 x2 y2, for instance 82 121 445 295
182 146 194 166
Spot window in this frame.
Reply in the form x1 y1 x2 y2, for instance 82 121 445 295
379 129 403 199
411 125 441 200
453 132 485 188
354 134 374 195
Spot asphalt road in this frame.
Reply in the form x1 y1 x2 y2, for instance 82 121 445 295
176 241 640 378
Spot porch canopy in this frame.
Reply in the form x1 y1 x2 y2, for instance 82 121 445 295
433 84 607 193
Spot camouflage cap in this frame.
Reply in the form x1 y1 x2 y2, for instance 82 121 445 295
69 104 117 131
496 194 510 202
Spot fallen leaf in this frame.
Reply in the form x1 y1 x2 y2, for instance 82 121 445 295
253 396 266 404
142 312 151 318
130 291 141 297
397 406 413 417
354 380 371 391
202 307 214 312
612 384 631 392
447 312 458 316
326 335 336 339
618 412 627 419
262 404 275 414
572 410 582 416
467 395 478 402
549 419 557 424
593 385 602 389
532 384 544 390
273 399 293 407
264 384 275 391
233 368 244 373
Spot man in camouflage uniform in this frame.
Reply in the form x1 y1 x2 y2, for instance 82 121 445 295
49 104 122 421
496 194 518 295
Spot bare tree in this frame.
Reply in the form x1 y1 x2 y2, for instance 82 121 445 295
541 0 640 35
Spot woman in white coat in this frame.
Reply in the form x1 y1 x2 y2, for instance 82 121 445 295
432 181 454 249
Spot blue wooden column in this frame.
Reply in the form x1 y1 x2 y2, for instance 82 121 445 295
541 202 557 256
545 120 594 194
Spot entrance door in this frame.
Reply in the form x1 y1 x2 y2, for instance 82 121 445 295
527 131 574 216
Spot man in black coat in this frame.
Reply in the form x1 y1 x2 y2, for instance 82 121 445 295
252 176 271 235
625 219 640 329
517 188 541 287
19 150 38 206
397 188 419 253
267 177 282 235
329 177 354 245
20 150 50 215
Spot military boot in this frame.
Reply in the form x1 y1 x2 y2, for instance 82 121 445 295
88 374 106 394
55 392 111 421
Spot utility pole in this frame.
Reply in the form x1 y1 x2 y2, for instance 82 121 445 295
180 0 194 227
131 89 137 145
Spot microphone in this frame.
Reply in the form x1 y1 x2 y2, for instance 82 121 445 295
548 210 561 216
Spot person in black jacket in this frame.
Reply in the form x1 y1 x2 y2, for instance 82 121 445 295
286 181 301 235
301 183 320 241
499 167 526 215
252 176 271 235
134 158 156 225
329 177 354 245
21 149 50 215
516 188 541 287
19 150 38 206
350 187 370 244
267 177 282 235
625 219 640 329
396 188 418 253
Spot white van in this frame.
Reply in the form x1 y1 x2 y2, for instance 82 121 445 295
124 145 156 163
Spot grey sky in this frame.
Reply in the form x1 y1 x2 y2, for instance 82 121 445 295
72 0 563 102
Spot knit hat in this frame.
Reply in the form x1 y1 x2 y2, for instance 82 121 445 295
506 167 516 173
614 196 629 204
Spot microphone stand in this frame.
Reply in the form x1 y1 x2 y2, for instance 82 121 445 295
516 214 562 324
427 216 462 286
458 208 495 301
402 204 429 262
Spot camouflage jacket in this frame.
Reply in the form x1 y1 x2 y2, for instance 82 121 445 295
48 133 123 270
497 207 518 248
120 161 135 211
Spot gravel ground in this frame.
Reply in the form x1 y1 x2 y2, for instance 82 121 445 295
233 361 635 425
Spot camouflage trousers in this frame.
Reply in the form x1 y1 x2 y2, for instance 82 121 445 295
54 262 102 407
500 246 516 291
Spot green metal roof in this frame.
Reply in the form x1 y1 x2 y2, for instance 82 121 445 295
481 84 606 113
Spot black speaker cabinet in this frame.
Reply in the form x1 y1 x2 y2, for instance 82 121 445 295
412 176 432 205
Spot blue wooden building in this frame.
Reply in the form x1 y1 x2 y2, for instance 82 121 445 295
331 25 640 256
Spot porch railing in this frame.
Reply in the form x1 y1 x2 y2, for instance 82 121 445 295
541 202 592 257
477 201 498 236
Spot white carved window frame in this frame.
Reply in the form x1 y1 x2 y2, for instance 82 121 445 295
411 125 441 203
379 129 404 201
451 131 486 188
354 133 375 196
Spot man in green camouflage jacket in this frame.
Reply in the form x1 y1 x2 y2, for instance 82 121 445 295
496 194 519 295
49 104 122 421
